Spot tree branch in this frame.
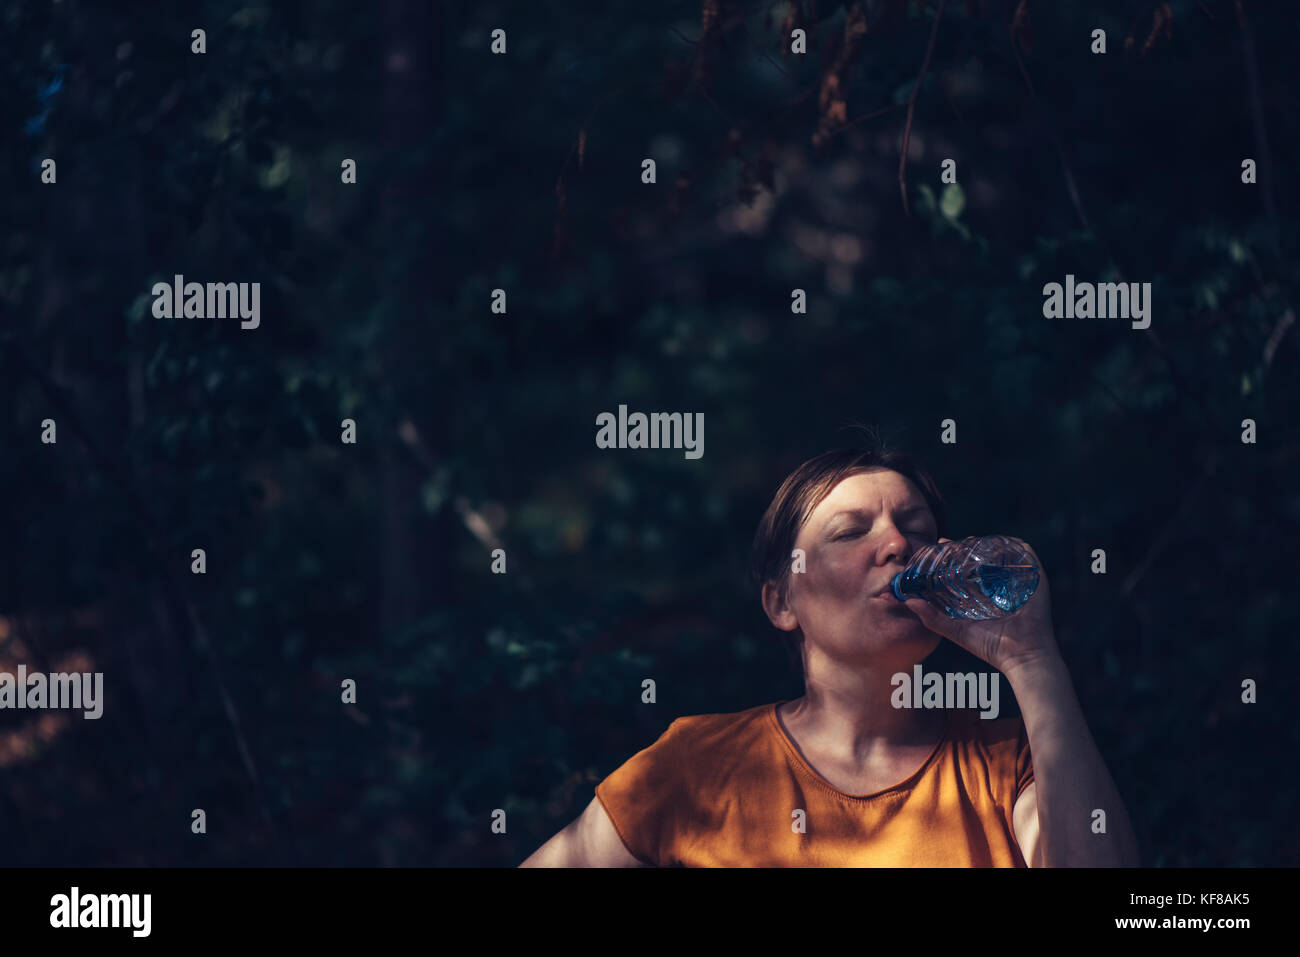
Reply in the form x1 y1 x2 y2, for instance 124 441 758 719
0 331 285 857
1121 450 1221 597
1235 0 1279 257
899 0 948 215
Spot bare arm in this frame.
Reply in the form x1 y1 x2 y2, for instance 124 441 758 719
1005 655 1140 867
518 795 649 867
1012 781 1043 867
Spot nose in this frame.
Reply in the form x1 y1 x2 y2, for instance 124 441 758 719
877 524 910 567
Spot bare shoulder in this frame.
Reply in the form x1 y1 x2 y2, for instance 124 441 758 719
575 794 650 866
519 706 770 868
518 795 648 868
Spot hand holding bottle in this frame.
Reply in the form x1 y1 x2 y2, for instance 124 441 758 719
898 536 1061 675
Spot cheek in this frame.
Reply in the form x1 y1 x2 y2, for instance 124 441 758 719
804 547 865 597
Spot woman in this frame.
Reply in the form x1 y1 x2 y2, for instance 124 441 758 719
521 441 1139 867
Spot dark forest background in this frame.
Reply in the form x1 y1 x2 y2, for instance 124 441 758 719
1 0 1297 867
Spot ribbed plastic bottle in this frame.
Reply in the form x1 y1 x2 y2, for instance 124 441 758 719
890 534 1039 620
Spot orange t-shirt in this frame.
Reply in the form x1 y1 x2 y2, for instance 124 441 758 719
594 700 1034 867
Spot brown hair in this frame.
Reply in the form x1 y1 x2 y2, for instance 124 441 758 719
749 429 948 675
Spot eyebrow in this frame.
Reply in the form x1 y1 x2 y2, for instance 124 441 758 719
824 505 932 524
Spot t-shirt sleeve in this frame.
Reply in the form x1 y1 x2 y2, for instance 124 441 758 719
593 718 690 867
1013 717 1034 803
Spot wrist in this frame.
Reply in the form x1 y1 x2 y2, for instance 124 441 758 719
998 647 1067 686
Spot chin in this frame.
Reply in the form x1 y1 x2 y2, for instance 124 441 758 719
876 617 941 648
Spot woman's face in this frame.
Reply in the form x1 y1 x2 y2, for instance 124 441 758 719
771 468 945 667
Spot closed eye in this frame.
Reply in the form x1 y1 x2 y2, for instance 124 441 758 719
837 526 932 541
832 519 934 542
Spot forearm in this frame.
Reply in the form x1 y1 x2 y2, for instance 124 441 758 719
1005 653 1140 867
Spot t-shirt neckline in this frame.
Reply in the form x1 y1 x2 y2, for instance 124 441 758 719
768 699 954 801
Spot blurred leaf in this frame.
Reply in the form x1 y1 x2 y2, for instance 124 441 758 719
940 182 965 220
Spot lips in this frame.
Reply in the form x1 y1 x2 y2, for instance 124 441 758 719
874 575 903 599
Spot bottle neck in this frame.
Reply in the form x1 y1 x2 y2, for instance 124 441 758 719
891 540 949 600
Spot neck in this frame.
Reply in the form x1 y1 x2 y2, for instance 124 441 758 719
784 649 945 760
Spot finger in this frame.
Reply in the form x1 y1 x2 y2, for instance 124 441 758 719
903 597 956 636
901 597 927 620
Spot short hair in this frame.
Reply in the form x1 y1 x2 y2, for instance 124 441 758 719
749 428 948 676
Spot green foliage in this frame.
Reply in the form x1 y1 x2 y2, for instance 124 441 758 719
1 0 1297 868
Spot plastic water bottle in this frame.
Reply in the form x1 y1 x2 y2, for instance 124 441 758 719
890 535 1039 620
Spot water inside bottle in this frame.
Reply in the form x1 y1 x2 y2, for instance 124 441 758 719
972 563 1038 613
